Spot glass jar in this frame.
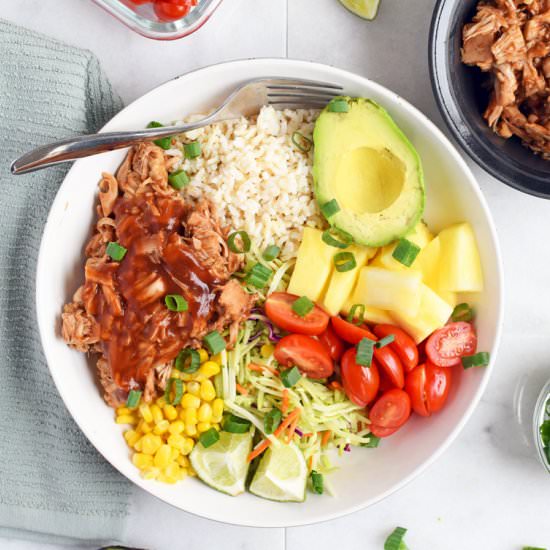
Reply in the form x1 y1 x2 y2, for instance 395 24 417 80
533 378 550 474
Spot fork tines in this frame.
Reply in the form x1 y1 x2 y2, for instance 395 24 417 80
266 79 343 109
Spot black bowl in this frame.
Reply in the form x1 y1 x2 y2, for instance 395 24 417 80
429 0 550 198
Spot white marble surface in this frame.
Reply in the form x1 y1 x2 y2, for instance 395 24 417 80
2 0 550 548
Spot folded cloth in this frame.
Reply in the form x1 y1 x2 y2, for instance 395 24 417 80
0 19 131 545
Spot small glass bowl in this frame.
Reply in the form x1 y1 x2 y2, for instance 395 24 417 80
533 378 550 474
92 0 223 40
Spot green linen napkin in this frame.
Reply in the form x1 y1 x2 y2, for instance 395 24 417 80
0 19 131 545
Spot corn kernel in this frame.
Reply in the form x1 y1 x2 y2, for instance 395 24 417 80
164 404 178 421
116 406 131 416
197 348 209 363
181 373 193 382
137 420 152 434
171 446 180 461
150 404 163 424
197 422 211 433
116 414 137 425
168 420 185 435
164 462 181 479
260 343 274 358
153 419 170 435
183 407 197 425
188 465 197 477
133 438 143 452
198 403 212 423
182 437 194 455
142 466 161 480
212 423 220 431
199 380 216 401
138 403 153 423
169 370 180 379
181 393 201 409
140 433 162 455
158 472 177 484
212 398 224 422
177 455 190 468
211 353 223 365
199 361 221 378
133 453 153 470
167 433 185 451
185 423 197 437
156 396 167 407
153 444 172 468
123 429 140 447
186 381 201 396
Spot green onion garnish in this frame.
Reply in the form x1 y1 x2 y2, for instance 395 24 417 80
246 262 273 289
164 294 188 312
451 302 474 322
384 526 408 550
223 414 251 434
320 199 340 219
199 427 220 448
461 351 490 369
147 121 172 150
392 238 421 267
264 408 282 434
204 330 226 355
522 547 547 550
327 99 349 113
174 348 200 373
321 227 354 249
311 471 324 494
227 231 251 253
262 244 281 262
356 337 375 367
168 169 190 190
292 296 314 318
291 131 313 153
106 242 127 261
164 378 183 405
126 390 142 408
363 435 381 448
333 251 357 272
281 366 301 388
184 141 201 159
346 304 365 325
376 334 395 348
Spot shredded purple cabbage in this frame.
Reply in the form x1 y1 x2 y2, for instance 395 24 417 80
294 427 304 437
248 330 263 343
344 443 351 453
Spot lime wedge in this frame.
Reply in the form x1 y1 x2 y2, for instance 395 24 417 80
190 431 252 496
338 0 380 20
249 442 307 502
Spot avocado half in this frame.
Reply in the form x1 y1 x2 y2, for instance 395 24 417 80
313 97 425 247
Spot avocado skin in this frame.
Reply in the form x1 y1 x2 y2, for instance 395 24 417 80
313 97 425 247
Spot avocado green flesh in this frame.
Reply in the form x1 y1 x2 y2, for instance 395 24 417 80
313 98 425 247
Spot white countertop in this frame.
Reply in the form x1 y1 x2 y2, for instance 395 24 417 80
2 0 550 548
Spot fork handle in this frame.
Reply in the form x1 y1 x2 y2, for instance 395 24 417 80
10 121 210 175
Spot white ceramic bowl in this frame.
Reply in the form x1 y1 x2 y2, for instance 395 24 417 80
36 59 503 527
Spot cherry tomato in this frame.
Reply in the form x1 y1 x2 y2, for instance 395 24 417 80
331 316 376 344
374 345 404 389
373 324 419 372
426 322 477 367
265 292 329 336
405 362 452 416
404 362 429 417
154 0 193 21
369 388 411 429
318 324 346 361
378 370 395 393
340 348 379 407
369 423 400 438
274 334 333 379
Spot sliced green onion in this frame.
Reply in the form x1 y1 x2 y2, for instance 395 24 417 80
522 547 547 550
462 351 490 369
199 427 220 448
264 408 282 434
262 244 281 262
126 390 142 408
184 141 201 159
147 121 172 150
164 378 183 405
227 231 251 253
322 227 354 249
363 435 381 448
540 420 550 447
168 169 190 190
281 366 301 388
392 238 421 267
320 199 340 219
333 251 356 272
346 304 365 325
384 526 408 550
164 294 188 312
292 296 314 318
451 302 474 322
376 334 395 348
175 348 200 373
204 330 226 355
246 262 272 289
328 99 349 113
291 131 313 153
106 242 127 261
356 337 375 367
311 471 324 494
223 414 251 434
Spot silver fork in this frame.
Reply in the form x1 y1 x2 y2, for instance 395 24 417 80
11 77 343 175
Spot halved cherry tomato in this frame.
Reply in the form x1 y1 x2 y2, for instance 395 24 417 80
373 324 418 372
426 322 477 367
331 316 376 344
378 370 395 393
369 423 400 438
318 325 346 361
404 363 429 417
405 362 452 416
374 345 404 389
154 0 193 21
265 292 329 336
369 388 411 429
274 334 333 379
340 348 379 407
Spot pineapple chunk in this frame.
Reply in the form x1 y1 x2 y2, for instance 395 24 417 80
342 299 394 324
351 266 422 317
438 222 483 292
390 284 453 343
322 245 375 315
288 227 335 301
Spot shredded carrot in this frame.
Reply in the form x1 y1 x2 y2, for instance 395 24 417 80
286 415 300 443
247 439 271 462
303 432 313 437
248 362 279 377
281 389 289 414
236 383 248 395
329 380 344 391
308 456 313 470
321 430 331 447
